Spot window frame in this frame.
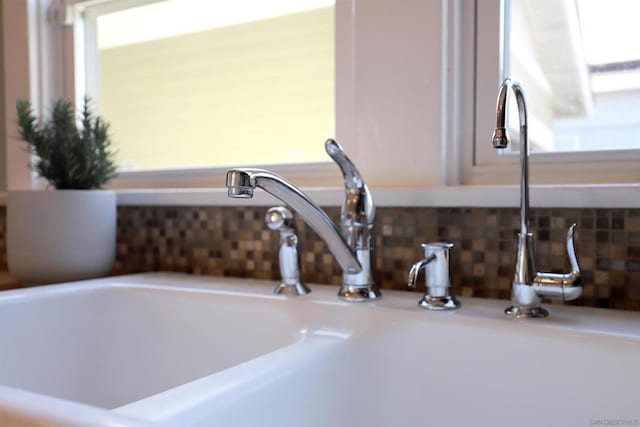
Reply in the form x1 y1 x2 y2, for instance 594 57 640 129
464 0 640 186
58 0 451 191
14 0 640 194
64 0 344 189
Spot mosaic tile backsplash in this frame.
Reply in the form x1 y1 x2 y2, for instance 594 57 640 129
1 205 639 311
111 205 640 311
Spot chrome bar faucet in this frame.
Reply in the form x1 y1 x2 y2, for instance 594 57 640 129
265 206 311 296
226 139 380 302
492 78 582 318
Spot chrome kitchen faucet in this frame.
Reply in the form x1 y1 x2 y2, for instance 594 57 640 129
226 139 380 302
492 78 582 318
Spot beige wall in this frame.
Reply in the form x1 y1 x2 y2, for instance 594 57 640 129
100 7 334 170
0 1 6 191
1 0 32 190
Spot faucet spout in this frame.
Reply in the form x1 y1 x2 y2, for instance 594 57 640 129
226 168 362 275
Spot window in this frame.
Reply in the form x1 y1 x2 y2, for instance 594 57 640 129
22 0 629 192
80 0 335 172
467 0 640 185
62 0 447 189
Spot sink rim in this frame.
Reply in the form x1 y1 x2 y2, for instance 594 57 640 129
3 271 638 341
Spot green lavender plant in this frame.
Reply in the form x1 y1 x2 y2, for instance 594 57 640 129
16 96 117 189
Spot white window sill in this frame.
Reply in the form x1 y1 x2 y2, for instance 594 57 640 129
1 184 639 208
114 184 640 208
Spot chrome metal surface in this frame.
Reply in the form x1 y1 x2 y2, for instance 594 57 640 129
418 295 461 310
407 242 460 310
493 78 582 318
225 168 360 274
265 206 310 296
325 139 379 301
226 139 379 302
504 305 549 319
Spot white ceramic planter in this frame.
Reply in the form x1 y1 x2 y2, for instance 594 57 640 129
7 190 117 285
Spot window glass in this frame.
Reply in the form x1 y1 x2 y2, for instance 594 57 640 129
93 0 335 171
506 0 640 153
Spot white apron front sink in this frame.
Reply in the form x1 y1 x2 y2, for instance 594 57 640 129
0 273 638 427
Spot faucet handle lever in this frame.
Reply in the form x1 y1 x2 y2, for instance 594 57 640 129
325 139 364 190
565 223 580 275
325 139 375 227
536 223 581 280
533 223 582 301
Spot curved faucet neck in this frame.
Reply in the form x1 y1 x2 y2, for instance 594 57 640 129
495 78 529 235
226 168 362 274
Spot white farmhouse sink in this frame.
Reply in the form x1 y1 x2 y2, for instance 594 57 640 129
0 273 639 427
0 274 349 426
0 277 303 409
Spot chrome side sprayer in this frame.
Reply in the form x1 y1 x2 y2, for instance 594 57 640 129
265 206 310 296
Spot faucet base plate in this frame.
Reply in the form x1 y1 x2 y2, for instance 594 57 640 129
338 285 381 302
274 282 311 296
505 305 549 318
418 295 461 310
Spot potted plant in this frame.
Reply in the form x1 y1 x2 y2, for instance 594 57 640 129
7 97 118 284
